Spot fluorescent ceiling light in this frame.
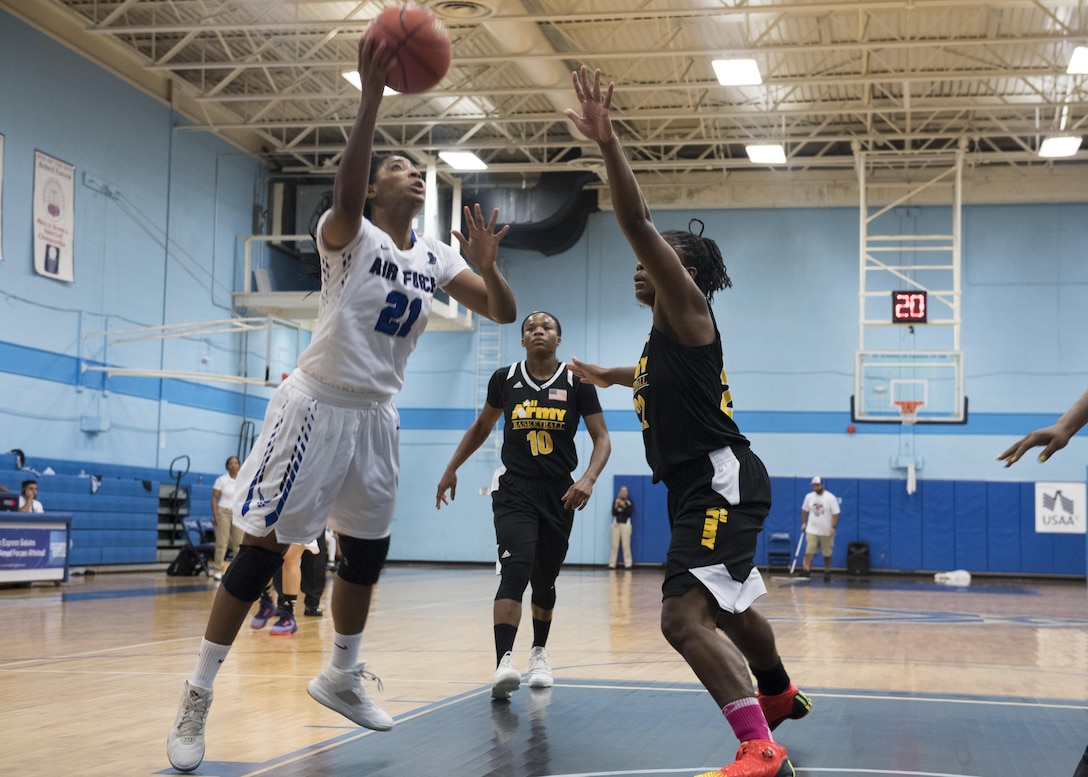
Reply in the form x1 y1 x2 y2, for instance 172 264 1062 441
341 71 398 96
439 151 487 171
1068 46 1088 75
1038 135 1082 158
745 143 787 165
711 58 762 86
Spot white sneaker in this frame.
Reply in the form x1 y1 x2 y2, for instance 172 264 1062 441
167 681 212 773
491 651 521 699
307 663 394 731
526 646 553 688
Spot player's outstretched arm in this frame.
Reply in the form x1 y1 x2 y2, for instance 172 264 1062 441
998 386 1088 465
436 403 504 508
564 65 709 344
322 37 394 252
568 357 635 389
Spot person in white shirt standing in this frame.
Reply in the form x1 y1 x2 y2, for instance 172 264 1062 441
210 456 241 575
800 476 839 581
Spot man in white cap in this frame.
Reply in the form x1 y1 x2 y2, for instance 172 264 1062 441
799 477 839 581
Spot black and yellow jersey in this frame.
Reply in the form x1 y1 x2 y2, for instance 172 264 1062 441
487 361 602 481
633 320 749 484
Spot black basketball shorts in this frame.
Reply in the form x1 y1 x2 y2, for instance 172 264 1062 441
661 445 772 613
492 472 575 582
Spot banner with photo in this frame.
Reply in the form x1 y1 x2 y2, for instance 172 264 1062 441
33 150 75 282
0 133 5 262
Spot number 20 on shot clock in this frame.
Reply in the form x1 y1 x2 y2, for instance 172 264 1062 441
891 290 927 323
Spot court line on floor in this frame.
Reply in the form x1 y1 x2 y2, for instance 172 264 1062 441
157 680 1080 777
553 683 1088 710
539 766 983 770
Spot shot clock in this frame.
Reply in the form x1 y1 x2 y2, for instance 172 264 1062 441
891 290 927 323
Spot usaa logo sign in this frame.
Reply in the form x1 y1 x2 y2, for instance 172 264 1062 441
1034 482 1086 534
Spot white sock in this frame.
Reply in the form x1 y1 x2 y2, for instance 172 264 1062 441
190 638 231 689
330 631 363 671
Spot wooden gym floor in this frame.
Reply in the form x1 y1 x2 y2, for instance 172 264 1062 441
2 564 1086 777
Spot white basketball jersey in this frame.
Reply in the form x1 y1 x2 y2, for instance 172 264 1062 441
298 214 469 394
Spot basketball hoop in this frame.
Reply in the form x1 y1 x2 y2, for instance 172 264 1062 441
895 400 924 426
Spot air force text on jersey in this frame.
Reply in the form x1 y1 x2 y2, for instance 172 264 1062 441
368 256 439 293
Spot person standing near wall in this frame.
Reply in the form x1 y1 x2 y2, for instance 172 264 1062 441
165 36 517 774
610 485 634 569
19 479 43 513
799 477 839 582
565 66 808 777
210 457 241 577
436 311 611 699
998 385 1088 777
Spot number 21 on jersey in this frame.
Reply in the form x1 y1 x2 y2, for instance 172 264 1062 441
375 291 422 337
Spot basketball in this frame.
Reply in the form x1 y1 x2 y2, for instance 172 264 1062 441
363 4 451 94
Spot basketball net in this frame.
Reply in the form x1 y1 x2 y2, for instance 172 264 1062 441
895 401 924 494
895 400 923 426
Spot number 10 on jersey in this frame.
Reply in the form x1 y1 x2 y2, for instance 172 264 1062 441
526 430 553 456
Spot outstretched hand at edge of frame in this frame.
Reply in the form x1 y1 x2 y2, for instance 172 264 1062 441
998 386 1088 466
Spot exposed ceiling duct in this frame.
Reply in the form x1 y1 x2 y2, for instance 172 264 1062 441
8 0 1087 204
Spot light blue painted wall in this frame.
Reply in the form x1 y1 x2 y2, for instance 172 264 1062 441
2 10 1085 567
400 204 1088 563
0 12 269 472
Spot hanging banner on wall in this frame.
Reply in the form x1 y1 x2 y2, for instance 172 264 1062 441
33 150 75 282
0 133 5 262
1034 481 1086 534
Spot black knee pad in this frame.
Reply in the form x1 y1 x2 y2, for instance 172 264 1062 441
222 544 284 602
530 584 557 611
337 534 390 586
495 560 532 602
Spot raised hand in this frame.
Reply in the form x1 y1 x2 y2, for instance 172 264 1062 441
564 66 615 143
357 36 395 98
452 203 510 272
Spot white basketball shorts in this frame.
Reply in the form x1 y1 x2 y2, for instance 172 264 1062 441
232 370 400 544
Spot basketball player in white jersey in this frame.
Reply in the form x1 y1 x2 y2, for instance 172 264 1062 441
167 37 517 773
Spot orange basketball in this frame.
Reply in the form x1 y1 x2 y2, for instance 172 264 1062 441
363 3 451 94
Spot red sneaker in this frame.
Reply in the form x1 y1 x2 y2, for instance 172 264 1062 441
694 740 794 777
757 683 811 731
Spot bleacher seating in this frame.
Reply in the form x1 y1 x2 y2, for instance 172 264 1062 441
0 451 221 568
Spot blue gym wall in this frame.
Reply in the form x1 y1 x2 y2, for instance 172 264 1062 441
0 11 271 474
1 11 1084 574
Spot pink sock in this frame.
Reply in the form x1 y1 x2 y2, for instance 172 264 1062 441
723 697 773 744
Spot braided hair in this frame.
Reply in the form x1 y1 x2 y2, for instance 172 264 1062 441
303 152 409 279
661 218 732 301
